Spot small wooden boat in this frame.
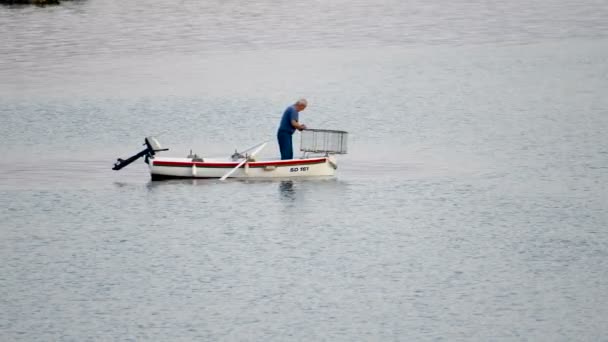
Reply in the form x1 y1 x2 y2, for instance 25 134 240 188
112 129 348 181
148 155 338 180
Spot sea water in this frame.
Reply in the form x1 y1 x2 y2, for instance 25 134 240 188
1 0 608 340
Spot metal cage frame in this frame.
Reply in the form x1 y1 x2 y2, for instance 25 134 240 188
300 128 348 155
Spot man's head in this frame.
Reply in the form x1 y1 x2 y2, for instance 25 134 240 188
294 98 307 112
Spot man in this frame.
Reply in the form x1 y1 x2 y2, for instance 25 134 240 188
277 98 307 160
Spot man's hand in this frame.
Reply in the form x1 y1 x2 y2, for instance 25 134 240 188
292 119 306 131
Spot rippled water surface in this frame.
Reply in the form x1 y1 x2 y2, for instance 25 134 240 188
1 0 608 340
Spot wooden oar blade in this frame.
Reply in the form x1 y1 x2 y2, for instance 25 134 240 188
219 159 246 181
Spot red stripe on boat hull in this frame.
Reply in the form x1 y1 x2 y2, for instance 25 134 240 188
153 157 327 168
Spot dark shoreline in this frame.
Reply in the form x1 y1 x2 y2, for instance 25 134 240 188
0 0 72 6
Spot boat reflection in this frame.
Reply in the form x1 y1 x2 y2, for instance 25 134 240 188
279 180 296 201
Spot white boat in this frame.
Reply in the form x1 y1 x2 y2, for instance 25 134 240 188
112 129 348 181
148 155 338 180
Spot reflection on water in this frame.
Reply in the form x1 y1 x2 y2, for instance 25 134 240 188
279 180 295 201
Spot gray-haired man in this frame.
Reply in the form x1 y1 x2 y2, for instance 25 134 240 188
277 99 307 160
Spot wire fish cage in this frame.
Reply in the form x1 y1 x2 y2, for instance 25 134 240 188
300 128 348 154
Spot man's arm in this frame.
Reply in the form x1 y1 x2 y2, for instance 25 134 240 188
291 119 307 131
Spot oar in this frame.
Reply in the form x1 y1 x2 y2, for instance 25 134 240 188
219 142 267 181
236 140 268 156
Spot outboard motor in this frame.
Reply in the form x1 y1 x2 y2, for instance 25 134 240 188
112 137 168 171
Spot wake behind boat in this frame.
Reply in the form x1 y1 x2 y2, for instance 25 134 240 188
112 128 348 180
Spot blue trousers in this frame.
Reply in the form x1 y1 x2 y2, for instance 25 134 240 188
277 131 293 160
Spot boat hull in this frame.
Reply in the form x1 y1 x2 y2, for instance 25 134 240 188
149 156 336 180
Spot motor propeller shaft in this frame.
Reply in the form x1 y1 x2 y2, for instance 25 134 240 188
112 148 149 170
112 137 168 171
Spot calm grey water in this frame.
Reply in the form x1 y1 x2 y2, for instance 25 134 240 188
2 0 608 340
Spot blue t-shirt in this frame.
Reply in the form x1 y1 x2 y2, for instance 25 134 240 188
278 105 299 134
